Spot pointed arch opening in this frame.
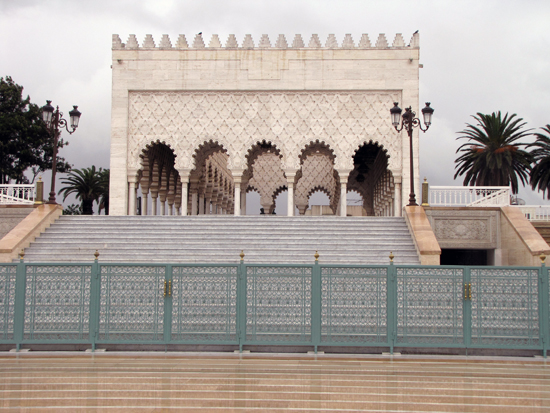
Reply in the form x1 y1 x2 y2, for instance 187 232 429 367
243 140 286 215
189 140 233 215
295 140 339 215
136 141 180 216
349 141 394 216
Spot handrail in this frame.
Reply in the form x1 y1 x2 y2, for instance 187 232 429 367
0 184 35 205
517 205 550 222
429 186 510 207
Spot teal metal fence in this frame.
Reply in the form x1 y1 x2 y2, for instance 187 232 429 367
1 257 549 355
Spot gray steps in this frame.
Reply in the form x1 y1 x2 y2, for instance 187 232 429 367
20 215 421 265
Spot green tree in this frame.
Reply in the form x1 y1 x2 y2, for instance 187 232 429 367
63 203 82 215
98 168 109 215
529 125 550 199
454 112 533 194
0 76 70 184
58 166 103 215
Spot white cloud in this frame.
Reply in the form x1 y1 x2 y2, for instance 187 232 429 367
2 0 550 208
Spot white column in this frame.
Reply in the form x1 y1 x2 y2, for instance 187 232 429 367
180 184 188 216
231 170 244 216
241 189 247 215
128 181 136 216
191 192 198 215
151 194 158 216
340 181 347 217
285 170 297 217
177 170 190 216
141 192 148 216
338 170 350 217
199 194 205 215
160 200 165 216
394 177 402 217
234 185 241 215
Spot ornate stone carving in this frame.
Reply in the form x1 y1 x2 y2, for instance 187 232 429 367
248 153 286 210
427 210 499 249
128 91 401 172
295 154 339 214
435 219 489 240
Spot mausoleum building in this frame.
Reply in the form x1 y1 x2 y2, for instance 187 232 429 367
109 32 421 217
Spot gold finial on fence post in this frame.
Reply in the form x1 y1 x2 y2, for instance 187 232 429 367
240 250 245 262
94 250 100 261
19 250 25 261
314 251 319 262
389 251 394 263
421 177 429 206
540 253 547 266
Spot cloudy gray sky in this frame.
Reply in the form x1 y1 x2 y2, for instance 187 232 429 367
2 0 550 209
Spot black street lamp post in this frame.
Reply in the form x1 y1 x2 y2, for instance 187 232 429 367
41 101 81 204
390 102 434 206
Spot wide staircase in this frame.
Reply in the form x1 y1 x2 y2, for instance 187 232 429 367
20 215 420 265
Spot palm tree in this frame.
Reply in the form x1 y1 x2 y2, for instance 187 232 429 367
98 168 110 215
58 166 103 215
529 125 550 199
454 112 533 194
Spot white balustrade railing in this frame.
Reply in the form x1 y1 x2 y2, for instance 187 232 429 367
0 184 36 205
429 186 510 207
518 205 550 221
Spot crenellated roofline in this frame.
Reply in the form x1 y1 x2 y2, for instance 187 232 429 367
112 32 419 50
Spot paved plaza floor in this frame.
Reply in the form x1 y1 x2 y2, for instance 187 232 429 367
0 351 549 411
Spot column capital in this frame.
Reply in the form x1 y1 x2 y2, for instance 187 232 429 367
337 169 352 185
177 168 192 181
127 168 139 183
231 169 244 184
284 169 298 180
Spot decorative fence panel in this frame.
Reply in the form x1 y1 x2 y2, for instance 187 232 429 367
98 265 165 343
1 260 550 356
245 266 312 344
321 266 388 346
24 265 91 342
0 265 16 342
171 265 238 343
396 267 465 347
470 268 540 348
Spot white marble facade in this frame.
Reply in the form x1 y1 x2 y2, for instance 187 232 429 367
110 32 420 216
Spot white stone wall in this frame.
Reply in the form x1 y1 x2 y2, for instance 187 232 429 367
110 33 420 215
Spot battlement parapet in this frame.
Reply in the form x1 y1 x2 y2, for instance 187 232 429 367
112 32 419 50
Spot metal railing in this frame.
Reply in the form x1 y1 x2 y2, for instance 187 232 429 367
1 257 549 356
429 186 510 207
0 185 35 205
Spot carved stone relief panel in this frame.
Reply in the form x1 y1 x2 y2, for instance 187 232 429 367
426 209 499 249
127 91 402 172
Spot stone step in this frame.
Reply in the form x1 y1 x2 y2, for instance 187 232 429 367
40 232 412 241
21 215 421 265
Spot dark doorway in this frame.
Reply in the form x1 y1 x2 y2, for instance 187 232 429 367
440 249 488 266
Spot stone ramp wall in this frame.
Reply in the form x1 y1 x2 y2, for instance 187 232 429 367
0 206 34 240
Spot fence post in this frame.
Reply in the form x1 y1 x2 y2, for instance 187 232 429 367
540 254 549 358
237 251 246 353
311 251 321 353
164 264 173 346
387 252 397 354
89 251 101 351
13 251 27 351
463 267 472 350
